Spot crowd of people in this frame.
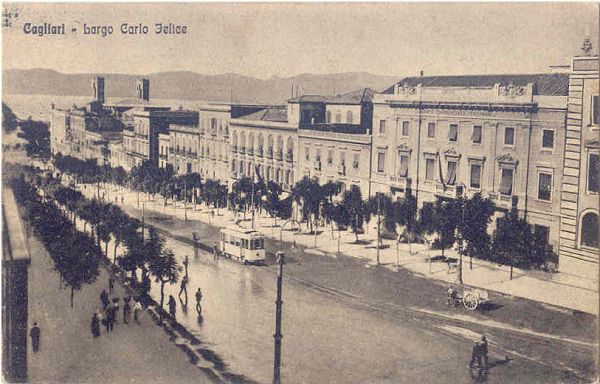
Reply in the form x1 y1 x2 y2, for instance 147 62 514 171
91 276 144 338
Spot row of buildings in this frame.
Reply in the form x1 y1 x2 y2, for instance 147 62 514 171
50 53 599 279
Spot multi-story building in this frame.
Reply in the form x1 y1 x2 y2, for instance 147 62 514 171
558 54 599 278
169 124 200 174
229 106 297 190
371 73 570 252
157 133 170 169
296 89 374 194
121 109 198 169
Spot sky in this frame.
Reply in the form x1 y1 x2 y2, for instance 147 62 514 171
2 2 598 79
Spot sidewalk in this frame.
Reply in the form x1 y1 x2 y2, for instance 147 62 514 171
91 183 598 315
26 230 220 383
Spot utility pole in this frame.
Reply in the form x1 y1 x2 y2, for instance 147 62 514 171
251 174 256 229
456 198 465 285
184 178 188 222
273 251 285 384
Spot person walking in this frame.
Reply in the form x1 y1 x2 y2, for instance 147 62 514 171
213 245 218 261
183 255 189 279
105 304 113 333
168 295 177 319
100 290 109 309
469 339 482 368
480 336 489 368
178 275 188 299
123 299 131 324
108 276 115 294
133 299 142 323
112 297 120 324
91 312 101 337
195 287 203 314
30 322 41 352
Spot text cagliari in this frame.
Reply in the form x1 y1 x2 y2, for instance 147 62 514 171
22 23 188 37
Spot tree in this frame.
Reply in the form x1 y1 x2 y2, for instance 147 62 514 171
148 243 181 315
459 193 495 266
264 180 284 226
340 185 365 243
432 198 458 258
17 118 50 161
2 102 18 133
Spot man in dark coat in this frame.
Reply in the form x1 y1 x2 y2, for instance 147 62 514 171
123 299 131 324
168 295 177 319
100 290 109 309
469 340 482 368
91 312 101 337
30 323 41 352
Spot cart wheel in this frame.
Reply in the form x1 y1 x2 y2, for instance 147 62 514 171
463 293 479 311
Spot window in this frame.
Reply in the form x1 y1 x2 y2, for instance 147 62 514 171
427 123 436 138
470 164 481 189
471 125 482 144
542 130 554 149
593 95 599 125
425 158 435 181
339 152 346 166
504 127 515 146
499 168 513 196
446 161 457 185
588 153 599 193
335 113 341 123
305 146 310 161
377 152 386 173
399 155 409 177
347 110 353 124
316 149 321 163
326 111 331 124
327 150 333 165
537 172 552 201
448 124 458 142
581 212 599 248
379 120 386 134
353 153 360 170
402 121 410 137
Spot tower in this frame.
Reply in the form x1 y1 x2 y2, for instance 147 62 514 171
136 78 150 102
92 77 105 104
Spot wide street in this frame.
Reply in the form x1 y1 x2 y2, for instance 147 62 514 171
79 182 595 383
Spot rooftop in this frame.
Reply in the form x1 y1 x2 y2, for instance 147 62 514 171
325 88 375 105
287 95 326 103
238 107 288 122
382 73 570 96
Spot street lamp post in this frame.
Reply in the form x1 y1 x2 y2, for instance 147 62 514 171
376 194 381 265
456 195 466 285
273 251 285 384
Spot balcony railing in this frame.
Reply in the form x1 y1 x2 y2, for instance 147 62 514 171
247 148 254 155
231 146 238 153
337 165 346 175
286 153 293 162
239 147 246 154
314 161 321 171
256 148 263 157
266 149 273 159
275 151 283 161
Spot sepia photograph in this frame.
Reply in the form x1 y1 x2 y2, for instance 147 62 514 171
1 2 599 383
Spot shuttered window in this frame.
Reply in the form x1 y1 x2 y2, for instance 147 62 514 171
500 169 513 195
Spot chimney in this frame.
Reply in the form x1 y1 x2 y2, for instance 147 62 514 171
136 78 150 101
92 77 105 104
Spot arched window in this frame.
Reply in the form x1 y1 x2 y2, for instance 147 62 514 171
286 136 294 161
231 159 236 173
239 160 245 175
240 132 246 153
346 110 353 124
257 133 264 153
581 212 599 248
232 132 238 151
267 135 274 157
277 136 284 157
248 133 254 154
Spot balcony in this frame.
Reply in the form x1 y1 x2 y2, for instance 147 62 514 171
435 183 463 199
314 161 321 171
266 149 273 159
239 147 245 154
286 153 293 163
256 148 263 157
389 175 409 190
275 151 283 161
488 192 516 210
247 148 254 155
337 165 346 175
232 146 238 153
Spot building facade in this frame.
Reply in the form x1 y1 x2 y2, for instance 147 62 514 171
558 55 600 278
371 74 569 253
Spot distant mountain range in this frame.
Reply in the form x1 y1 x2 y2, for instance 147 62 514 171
3 69 399 105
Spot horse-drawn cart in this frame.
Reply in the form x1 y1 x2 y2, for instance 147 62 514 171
448 288 490 310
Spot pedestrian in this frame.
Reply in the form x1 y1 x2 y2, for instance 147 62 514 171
133 299 142 323
112 297 120 324
195 287 203 314
168 295 177 319
183 255 189 278
123 299 131 324
108 276 115 294
30 322 41 352
480 336 489 368
178 275 188 298
100 290 109 309
213 245 218 261
211 209 215 218
469 340 482 368
105 304 114 332
91 312 101 337
447 286 458 307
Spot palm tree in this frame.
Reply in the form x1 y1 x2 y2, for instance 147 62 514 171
341 185 365 243
148 243 181 316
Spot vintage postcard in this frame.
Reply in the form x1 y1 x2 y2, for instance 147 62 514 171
1 3 599 383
